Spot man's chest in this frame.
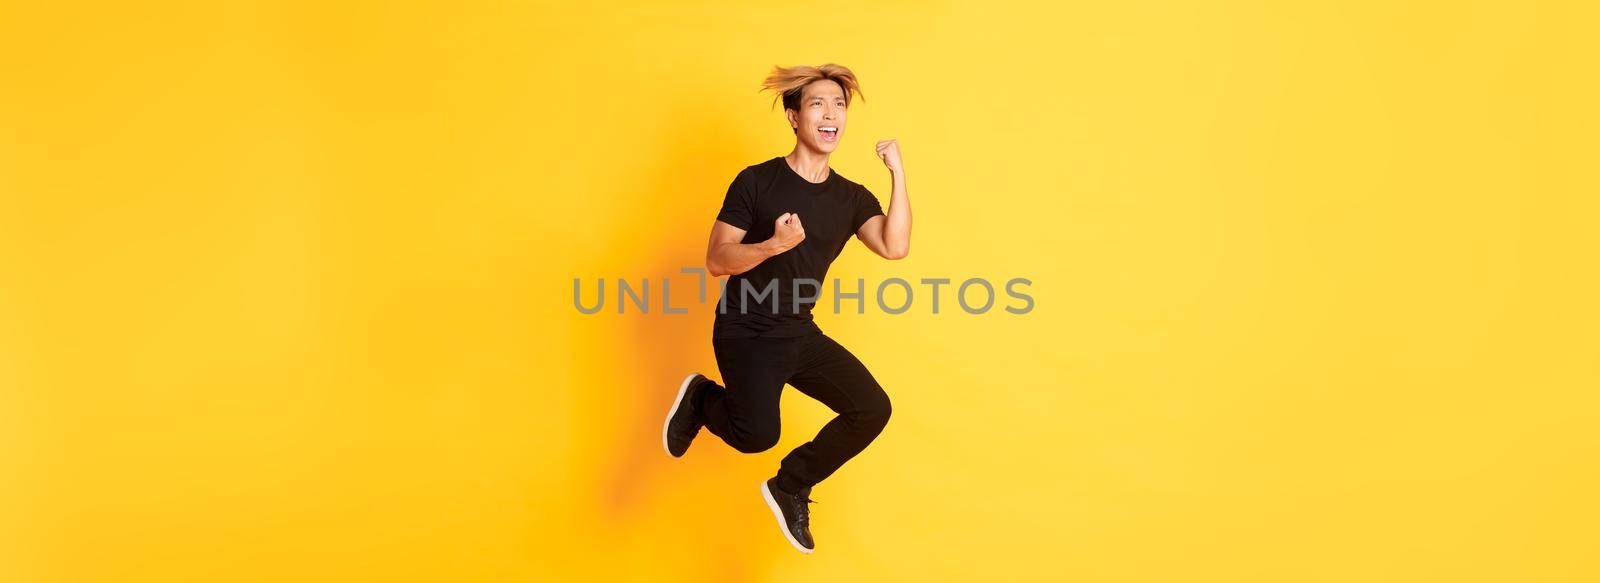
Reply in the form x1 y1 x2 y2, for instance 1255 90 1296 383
750 189 854 247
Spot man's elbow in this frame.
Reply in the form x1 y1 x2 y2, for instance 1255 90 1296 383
707 253 738 277
883 246 910 260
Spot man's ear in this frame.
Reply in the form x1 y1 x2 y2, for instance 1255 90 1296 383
786 109 797 134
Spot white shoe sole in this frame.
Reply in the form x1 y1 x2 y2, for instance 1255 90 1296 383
760 480 814 554
662 373 699 457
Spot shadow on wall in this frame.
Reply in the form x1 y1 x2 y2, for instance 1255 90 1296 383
595 95 787 579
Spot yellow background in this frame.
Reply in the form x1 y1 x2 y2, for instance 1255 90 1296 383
3 1 1597 581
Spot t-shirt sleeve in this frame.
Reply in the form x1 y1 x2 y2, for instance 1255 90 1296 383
715 169 756 231
851 184 886 233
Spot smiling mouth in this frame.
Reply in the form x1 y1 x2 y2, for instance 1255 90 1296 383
818 126 838 142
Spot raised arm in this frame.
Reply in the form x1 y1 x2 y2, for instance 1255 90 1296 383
706 214 807 277
857 139 911 260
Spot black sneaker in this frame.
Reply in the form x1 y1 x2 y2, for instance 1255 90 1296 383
760 478 816 554
662 373 710 457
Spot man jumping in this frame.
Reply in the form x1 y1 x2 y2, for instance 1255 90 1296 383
661 63 912 554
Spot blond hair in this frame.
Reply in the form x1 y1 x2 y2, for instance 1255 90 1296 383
760 63 864 111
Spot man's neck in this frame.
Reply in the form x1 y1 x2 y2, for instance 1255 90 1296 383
784 147 831 183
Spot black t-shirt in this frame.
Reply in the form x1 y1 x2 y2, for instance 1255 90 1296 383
713 156 885 339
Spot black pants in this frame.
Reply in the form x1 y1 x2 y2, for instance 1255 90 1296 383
696 330 892 493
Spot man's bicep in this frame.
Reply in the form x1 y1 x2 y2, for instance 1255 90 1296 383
707 220 751 275
854 215 890 255
709 220 748 248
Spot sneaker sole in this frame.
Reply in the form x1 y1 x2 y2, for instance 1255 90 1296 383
760 480 814 554
662 373 699 457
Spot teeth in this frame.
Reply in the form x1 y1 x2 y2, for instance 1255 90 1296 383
820 127 837 132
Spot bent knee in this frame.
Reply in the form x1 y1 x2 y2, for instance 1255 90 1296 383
854 392 892 429
732 428 781 454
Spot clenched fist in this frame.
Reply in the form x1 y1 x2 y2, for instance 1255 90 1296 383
876 139 903 174
765 212 806 255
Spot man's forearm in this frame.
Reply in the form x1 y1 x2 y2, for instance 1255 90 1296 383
883 169 911 258
708 239 778 277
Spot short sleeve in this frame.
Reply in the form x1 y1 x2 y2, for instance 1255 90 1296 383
715 169 756 231
851 184 885 233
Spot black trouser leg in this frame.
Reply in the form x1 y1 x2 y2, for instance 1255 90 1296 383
698 336 800 454
697 332 892 492
774 333 891 492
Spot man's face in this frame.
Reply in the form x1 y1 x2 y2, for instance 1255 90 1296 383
787 79 847 154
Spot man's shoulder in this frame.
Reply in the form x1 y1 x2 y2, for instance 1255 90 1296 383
732 157 861 194
830 170 863 191
822 169 866 199
730 157 786 194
